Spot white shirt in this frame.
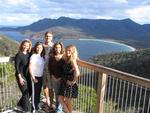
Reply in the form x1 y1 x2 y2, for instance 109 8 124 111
30 54 45 77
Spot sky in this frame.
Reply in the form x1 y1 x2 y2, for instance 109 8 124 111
0 0 150 26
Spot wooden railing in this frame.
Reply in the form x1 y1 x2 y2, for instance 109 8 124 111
0 57 150 113
76 60 150 113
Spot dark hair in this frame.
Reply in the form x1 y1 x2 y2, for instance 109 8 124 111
32 42 45 58
51 42 65 55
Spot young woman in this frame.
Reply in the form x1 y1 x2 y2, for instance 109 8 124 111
29 42 45 113
14 39 32 112
48 42 65 113
58 45 80 113
42 31 54 107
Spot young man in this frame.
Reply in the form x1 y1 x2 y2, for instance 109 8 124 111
42 32 54 108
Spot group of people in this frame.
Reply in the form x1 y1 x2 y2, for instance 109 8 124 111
14 31 80 113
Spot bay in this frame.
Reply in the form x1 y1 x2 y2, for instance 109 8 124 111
0 31 135 60
62 39 135 60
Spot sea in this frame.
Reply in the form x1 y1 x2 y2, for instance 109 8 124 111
0 31 135 60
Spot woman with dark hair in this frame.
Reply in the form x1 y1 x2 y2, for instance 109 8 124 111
48 42 65 113
14 39 32 112
29 42 45 113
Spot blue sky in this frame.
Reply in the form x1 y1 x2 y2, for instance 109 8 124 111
0 0 150 26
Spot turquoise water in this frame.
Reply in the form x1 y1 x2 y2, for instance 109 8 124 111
0 31 135 60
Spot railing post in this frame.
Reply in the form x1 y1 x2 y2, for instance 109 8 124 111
96 72 107 113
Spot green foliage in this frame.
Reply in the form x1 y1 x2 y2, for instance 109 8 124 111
0 35 19 56
89 48 150 79
73 84 97 113
0 63 15 84
73 84 136 113
104 100 135 113
0 62 19 111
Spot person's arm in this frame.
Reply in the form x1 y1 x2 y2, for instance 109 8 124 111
15 53 25 86
67 59 80 85
72 59 80 82
29 55 38 83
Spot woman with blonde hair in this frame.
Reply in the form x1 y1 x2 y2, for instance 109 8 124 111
58 45 80 113
14 39 32 112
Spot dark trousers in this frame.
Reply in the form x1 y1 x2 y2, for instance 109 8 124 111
31 77 42 111
16 75 32 112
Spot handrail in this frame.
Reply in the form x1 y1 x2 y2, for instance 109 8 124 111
78 59 150 88
0 57 14 63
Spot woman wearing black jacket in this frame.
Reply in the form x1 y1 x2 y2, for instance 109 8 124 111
15 39 32 112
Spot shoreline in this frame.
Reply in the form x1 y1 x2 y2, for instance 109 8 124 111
78 38 136 51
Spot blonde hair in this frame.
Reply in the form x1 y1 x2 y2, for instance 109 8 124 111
64 45 78 63
19 39 32 53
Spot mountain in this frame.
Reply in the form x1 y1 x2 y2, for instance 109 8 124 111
1 17 150 48
14 17 150 39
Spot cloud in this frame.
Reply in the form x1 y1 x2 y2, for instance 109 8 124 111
0 0 40 25
42 0 127 19
0 0 150 25
4 0 24 5
114 0 128 4
1 0 38 13
0 13 41 25
126 5 150 24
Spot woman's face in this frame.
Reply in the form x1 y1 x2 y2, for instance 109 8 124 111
66 48 72 57
36 44 43 54
55 44 62 54
22 42 30 52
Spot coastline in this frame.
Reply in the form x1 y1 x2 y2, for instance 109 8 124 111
79 38 136 51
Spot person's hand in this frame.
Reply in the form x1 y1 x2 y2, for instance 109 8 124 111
46 97 50 106
19 76 25 86
67 80 76 86
32 77 38 83
52 75 61 81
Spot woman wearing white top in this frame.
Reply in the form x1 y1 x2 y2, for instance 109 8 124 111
29 42 45 113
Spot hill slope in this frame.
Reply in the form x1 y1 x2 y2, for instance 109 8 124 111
0 35 19 56
89 49 150 79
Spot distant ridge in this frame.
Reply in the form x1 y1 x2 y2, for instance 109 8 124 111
1 17 150 48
